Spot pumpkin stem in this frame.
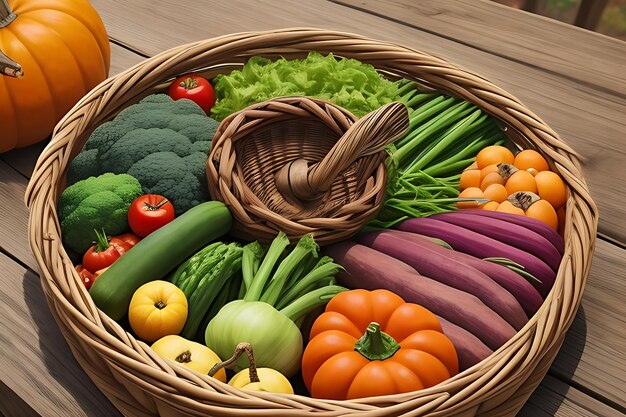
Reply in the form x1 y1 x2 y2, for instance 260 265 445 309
354 322 400 361
0 50 22 78
0 0 16 28
0 1 22 78
208 342 260 383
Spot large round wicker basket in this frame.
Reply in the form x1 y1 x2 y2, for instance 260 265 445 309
25 28 597 417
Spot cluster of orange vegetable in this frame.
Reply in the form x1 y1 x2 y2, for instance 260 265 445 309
458 146 567 231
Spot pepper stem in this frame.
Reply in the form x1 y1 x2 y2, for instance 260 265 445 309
354 322 400 361
208 342 259 383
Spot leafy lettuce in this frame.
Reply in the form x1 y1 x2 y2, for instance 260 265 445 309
211 52 402 120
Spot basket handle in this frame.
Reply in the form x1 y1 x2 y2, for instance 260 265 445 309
275 101 409 205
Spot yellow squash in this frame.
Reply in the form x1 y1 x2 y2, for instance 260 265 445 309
0 0 110 152
151 335 226 382
229 367 294 395
128 281 188 343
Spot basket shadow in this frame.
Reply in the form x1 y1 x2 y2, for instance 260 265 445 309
517 305 588 416
22 270 122 417
551 305 588 381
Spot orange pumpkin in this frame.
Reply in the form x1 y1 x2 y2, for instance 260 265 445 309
301 289 458 400
0 0 110 152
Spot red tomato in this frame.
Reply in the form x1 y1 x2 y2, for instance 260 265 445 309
128 195 175 237
114 232 141 247
75 265 95 290
82 230 131 274
168 74 216 114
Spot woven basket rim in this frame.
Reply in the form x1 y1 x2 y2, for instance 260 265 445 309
25 27 598 417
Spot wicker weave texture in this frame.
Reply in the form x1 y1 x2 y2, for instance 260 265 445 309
207 98 409 244
25 28 597 417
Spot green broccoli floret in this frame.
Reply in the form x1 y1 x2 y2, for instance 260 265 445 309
58 173 143 254
127 152 208 214
66 94 221 214
67 149 99 183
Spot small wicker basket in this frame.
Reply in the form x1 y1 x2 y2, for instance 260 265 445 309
25 28 597 417
207 97 409 244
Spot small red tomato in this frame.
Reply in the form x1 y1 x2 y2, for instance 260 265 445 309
168 74 215 114
83 229 132 273
114 232 142 247
75 265 95 290
128 195 175 237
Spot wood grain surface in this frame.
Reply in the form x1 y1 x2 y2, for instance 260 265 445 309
519 375 625 417
550 239 626 408
0 161 37 271
90 0 626 244
0 253 121 417
334 0 626 96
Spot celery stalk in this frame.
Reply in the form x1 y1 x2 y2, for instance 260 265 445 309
280 285 347 324
260 234 319 306
243 232 289 302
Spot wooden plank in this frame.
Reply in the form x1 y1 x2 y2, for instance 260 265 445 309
0 141 47 180
90 0 626 244
0 253 121 417
548 239 626 408
109 42 146 76
518 375 624 417
333 0 626 96
0 161 37 271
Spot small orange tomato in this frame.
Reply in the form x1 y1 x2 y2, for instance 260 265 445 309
480 172 505 190
457 187 485 209
481 201 500 211
525 200 558 230
535 171 567 209
464 161 479 171
513 149 549 172
496 200 525 215
505 170 537 195
476 146 515 169
480 164 500 181
483 184 508 203
460 169 482 190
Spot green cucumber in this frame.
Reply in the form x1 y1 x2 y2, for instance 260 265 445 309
89 201 232 320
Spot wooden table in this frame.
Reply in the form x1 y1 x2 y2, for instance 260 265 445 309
1 1 624 416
